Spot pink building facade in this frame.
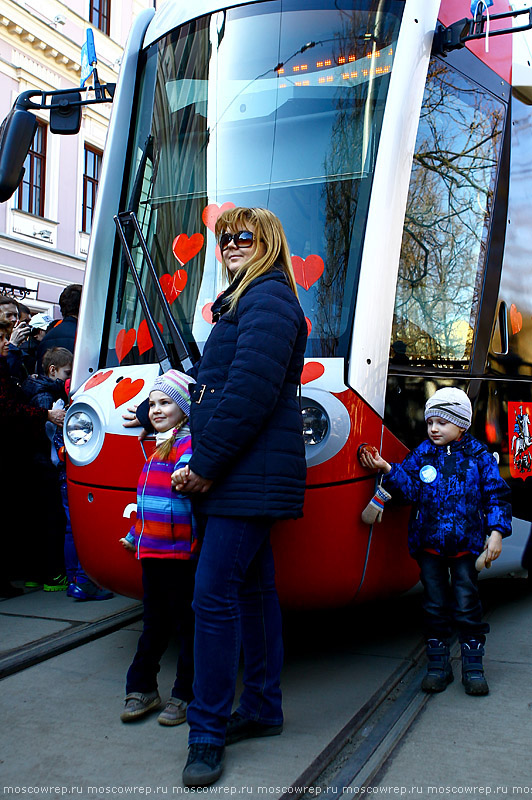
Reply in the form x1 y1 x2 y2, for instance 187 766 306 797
0 0 156 316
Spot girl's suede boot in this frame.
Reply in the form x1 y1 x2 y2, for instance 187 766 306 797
461 640 489 695
421 639 453 693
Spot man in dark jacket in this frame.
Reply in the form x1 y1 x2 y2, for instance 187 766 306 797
37 284 82 372
0 322 67 596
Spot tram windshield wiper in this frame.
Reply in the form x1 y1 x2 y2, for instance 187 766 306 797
114 211 194 373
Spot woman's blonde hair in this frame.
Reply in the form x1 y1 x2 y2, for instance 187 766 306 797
215 207 298 312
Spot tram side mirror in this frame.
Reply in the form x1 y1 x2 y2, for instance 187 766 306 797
50 91 82 134
0 105 38 202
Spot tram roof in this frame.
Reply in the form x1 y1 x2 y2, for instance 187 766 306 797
144 0 261 49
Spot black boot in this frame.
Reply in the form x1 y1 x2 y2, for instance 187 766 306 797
225 711 283 745
461 640 489 695
421 639 453 693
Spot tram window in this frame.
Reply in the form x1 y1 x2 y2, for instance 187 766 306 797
105 2 405 366
391 59 505 370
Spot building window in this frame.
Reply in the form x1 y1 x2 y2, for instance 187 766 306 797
90 0 110 35
17 120 46 218
82 145 102 233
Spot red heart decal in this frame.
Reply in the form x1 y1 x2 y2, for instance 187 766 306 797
202 202 236 233
202 303 214 324
85 370 113 391
292 255 325 291
301 361 325 385
215 244 222 263
160 270 188 304
305 317 312 336
113 378 145 409
115 329 136 363
510 303 523 335
172 233 204 266
137 319 164 356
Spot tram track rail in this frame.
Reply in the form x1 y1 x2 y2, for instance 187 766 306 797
281 639 430 798
0 602 143 680
282 578 529 798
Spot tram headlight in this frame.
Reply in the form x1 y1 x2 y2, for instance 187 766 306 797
66 411 94 446
300 388 351 467
302 404 329 446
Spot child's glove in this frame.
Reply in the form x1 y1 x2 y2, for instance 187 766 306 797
361 485 392 525
475 536 491 572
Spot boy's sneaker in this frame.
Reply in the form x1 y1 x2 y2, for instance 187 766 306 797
182 744 224 787
157 697 188 726
43 574 68 592
24 580 42 589
120 691 161 722
67 580 114 601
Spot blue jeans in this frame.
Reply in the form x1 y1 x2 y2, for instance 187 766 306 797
417 551 489 644
187 515 284 746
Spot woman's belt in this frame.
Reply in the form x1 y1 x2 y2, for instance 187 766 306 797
190 382 299 405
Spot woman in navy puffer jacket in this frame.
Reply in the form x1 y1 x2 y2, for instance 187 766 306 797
175 208 307 787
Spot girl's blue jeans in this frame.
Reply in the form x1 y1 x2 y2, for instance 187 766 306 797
187 515 284 746
417 551 489 644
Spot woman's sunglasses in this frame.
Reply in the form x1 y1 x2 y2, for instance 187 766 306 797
219 230 254 252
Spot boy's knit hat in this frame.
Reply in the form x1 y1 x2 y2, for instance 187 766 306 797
150 369 195 416
424 387 472 430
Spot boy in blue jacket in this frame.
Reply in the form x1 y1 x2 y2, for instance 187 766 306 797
360 387 512 696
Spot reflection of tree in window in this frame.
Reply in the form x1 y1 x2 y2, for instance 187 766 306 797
392 61 504 367
317 8 395 355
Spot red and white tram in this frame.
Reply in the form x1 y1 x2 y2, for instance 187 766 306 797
5 0 532 605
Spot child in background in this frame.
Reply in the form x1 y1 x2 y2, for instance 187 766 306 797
22 346 72 409
360 387 512 696
22 347 113 600
120 370 199 727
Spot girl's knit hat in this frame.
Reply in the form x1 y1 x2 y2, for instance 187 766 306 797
424 387 472 430
150 369 195 416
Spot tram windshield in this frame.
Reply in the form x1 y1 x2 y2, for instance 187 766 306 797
104 0 404 367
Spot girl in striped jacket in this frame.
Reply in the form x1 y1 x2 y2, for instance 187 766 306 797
119 370 199 727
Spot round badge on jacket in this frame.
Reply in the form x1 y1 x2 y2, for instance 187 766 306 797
419 465 437 484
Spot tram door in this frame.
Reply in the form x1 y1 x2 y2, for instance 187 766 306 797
385 52 508 446
477 92 532 528
383 54 532 570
